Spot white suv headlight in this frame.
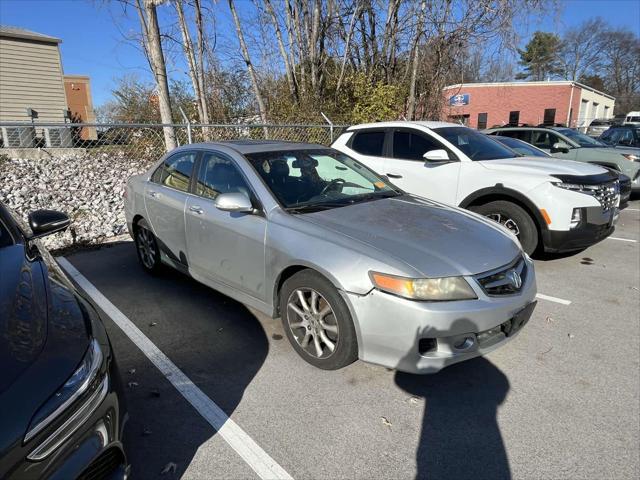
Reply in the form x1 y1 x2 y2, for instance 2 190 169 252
370 272 477 301
552 182 600 194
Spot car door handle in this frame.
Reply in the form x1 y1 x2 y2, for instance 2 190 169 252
148 190 159 198
189 205 204 214
386 173 403 179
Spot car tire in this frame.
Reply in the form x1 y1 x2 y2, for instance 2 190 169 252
134 218 162 275
279 269 358 370
470 201 539 255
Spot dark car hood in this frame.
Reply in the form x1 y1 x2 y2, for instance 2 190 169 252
0 243 89 457
301 195 521 277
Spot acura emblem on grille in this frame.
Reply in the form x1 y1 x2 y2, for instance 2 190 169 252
506 270 522 289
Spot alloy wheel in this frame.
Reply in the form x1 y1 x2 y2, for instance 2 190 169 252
136 227 157 269
286 288 339 359
487 213 520 236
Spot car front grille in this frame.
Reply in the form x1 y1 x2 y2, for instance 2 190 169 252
594 181 619 211
475 256 527 296
78 447 125 480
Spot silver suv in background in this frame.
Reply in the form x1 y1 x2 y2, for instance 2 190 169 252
124 141 537 374
485 126 640 192
586 119 615 138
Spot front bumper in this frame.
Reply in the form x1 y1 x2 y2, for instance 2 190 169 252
542 205 616 252
343 257 537 374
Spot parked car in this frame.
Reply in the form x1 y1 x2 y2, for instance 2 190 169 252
0 203 128 479
493 135 631 209
586 118 615 138
484 125 640 192
599 125 640 148
624 111 640 126
333 122 619 255
124 141 537 374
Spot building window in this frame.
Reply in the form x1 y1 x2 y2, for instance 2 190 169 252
477 113 488 130
543 108 556 125
508 111 520 126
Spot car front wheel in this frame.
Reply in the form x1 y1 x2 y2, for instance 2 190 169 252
470 201 539 255
280 270 358 370
134 218 162 274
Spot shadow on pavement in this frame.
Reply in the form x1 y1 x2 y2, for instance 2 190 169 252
67 242 268 479
395 354 510 479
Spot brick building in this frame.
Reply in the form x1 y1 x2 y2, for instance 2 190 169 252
442 81 615 131
64 75 97 140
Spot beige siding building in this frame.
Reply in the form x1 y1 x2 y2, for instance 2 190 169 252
0 26 68 123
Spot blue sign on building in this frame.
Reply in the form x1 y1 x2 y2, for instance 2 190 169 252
449 93 470 106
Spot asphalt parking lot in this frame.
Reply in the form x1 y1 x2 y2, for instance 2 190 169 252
59 201 639 480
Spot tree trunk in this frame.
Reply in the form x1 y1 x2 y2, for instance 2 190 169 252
193 0 210 126
140 0 176 150
264 0 298 102
407 1 426 120
174 0 205 123
228 0 268 136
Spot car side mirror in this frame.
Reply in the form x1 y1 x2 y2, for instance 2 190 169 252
423 149 450 162
28 210 70 238
551 142 570 154
214 192 255 213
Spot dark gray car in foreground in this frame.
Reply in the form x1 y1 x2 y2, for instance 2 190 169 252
0 203 128 479
125 141 537 374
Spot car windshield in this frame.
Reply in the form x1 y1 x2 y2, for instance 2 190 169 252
245 149 400 211
493 136 549 157
434 126 516 160
555 128 605 147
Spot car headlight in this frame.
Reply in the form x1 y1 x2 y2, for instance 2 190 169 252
24 339 103 443
369 272 477 301
552 182 600 195
621 153 639 162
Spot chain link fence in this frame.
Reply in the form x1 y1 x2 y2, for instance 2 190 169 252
0 122 348 161
0 121 348 250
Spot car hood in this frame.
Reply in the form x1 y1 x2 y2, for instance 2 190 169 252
0 243 89 457
300 195 521 277
479 157 607 176
586 146 640 156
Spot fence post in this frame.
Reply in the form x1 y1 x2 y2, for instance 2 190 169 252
179 107 192 144
321 112 334 143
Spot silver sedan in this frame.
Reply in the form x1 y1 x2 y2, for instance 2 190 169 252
124 141 537 373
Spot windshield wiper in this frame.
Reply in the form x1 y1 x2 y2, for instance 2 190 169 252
285 202 348 213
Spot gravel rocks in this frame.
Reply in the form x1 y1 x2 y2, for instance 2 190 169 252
0 151 153 250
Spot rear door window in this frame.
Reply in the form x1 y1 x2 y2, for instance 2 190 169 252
350 131 385 156
151 152 197 192
392 131 443 161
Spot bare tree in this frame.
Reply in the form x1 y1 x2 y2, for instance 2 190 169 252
406 0 426 120
559 17 608 81
135 0 176 150
228 0 269 133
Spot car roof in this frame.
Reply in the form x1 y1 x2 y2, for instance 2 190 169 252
183 140 328 155
347 120 460 131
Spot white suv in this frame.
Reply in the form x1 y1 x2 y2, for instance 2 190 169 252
332 121 620 255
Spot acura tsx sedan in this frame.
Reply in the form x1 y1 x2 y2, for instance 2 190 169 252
0 203 128 479
124 141 537 373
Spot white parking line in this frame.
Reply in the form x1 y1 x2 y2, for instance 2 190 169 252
608 237 638 243
536 293 572 306
624 208 639 212
57 258 293 480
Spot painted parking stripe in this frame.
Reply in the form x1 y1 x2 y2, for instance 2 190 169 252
623 208 639 212
608 237 638 243
536 293 572 306
57 258 293 480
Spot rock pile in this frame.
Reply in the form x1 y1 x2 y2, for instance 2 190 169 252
0 151 152 250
